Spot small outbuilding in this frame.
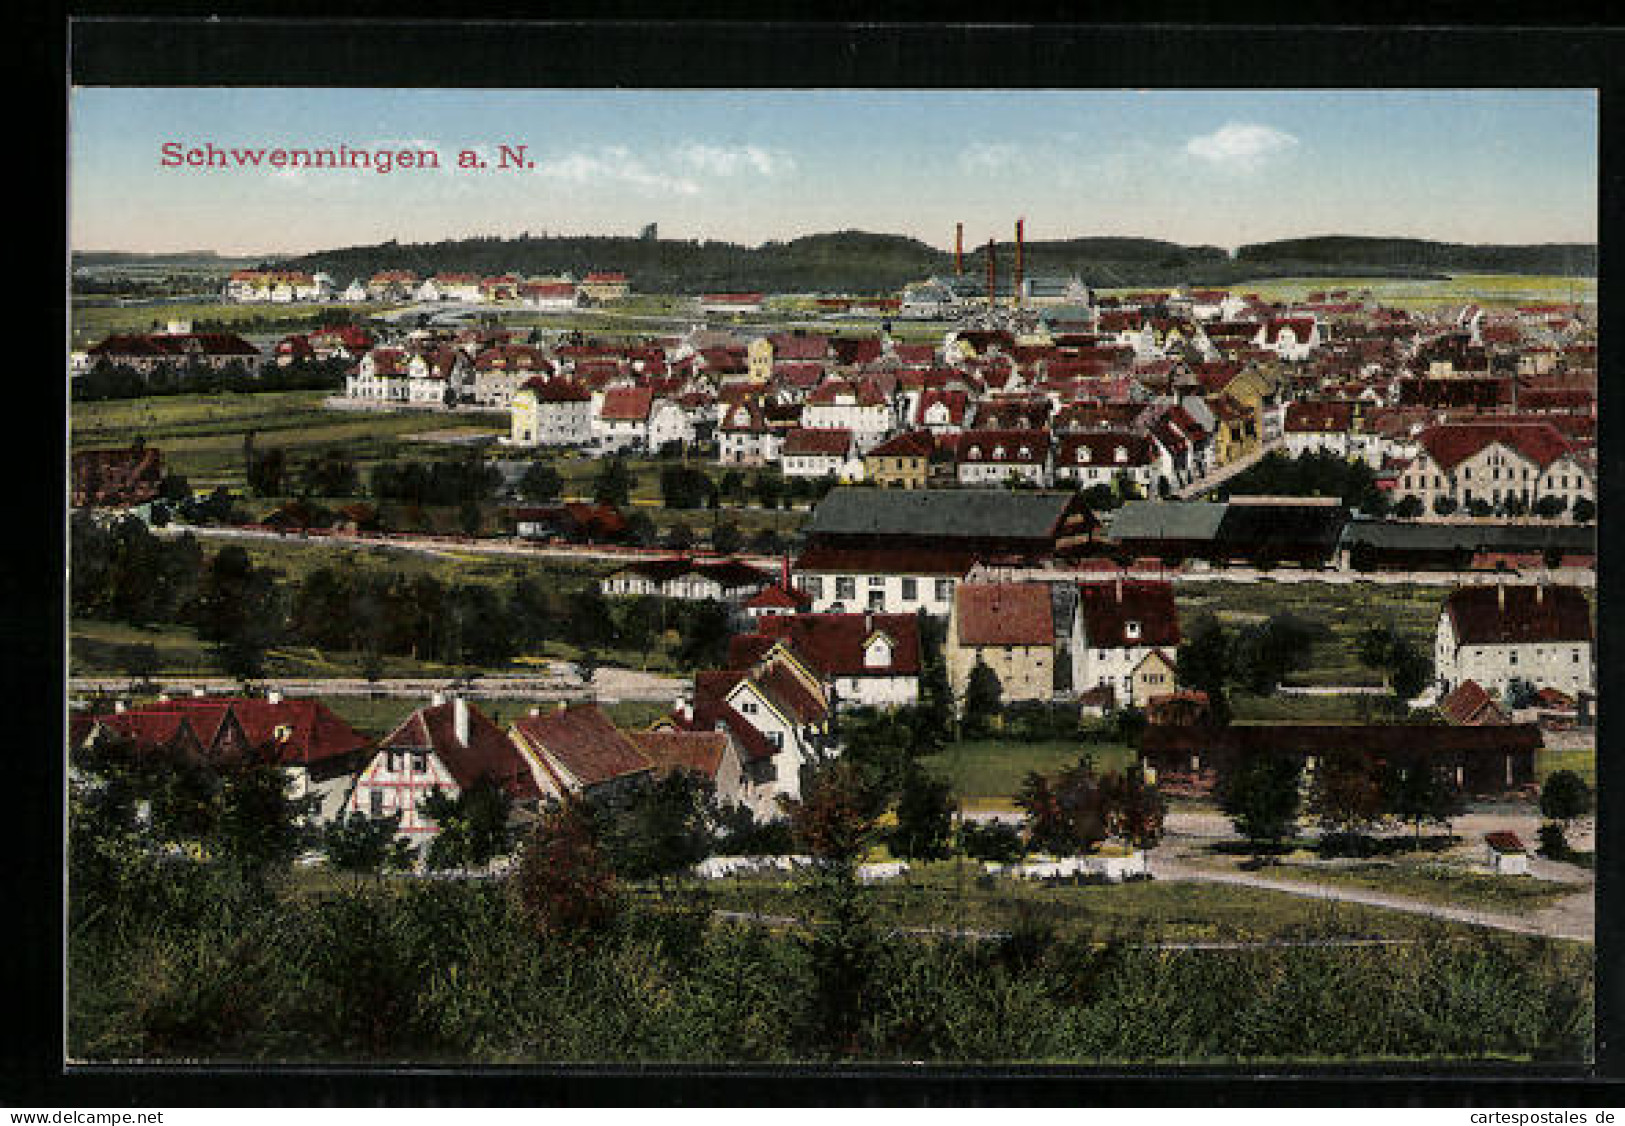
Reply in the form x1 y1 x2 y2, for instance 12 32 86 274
1484 830 1530 875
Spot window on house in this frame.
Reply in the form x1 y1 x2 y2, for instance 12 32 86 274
935 580 953 601
836 577 856 600
741 700 758 715
370 791 384 818
901 578 918 600
412 753 426 774
869 576 885 588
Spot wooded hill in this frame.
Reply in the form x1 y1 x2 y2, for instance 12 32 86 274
259 230 1597 294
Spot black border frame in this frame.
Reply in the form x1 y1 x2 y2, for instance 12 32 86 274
23 13 1622 1106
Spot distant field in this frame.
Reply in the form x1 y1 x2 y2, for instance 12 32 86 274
1177 273 1595 309
71 390 506 488
1176 580 1444 688
69 299 405 348
920 739 1136 807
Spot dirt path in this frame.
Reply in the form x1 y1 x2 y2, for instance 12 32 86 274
1150 856 1593 941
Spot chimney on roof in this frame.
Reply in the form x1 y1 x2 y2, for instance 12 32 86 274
987 240 997 312
267 689 282 705
1537 583 1545 605
1116 577 1123 604
431 690 446 707
1497 582 1505 612
529 706 541 718
192 687 206 698
114 700 126 714
454 696 470 746
157 693 170 703
1014 218 1025 307
955 223 964 276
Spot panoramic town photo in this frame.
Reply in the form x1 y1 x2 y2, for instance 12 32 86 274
67 88 1596 1065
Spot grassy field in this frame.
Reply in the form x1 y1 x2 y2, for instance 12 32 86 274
1177 580 1445 688
680 858 1535 945
1096 274 1594 310
1259 857 1580 915
919 739 1136 808
69 300 407 349
1536 746 1595 788
71 390 506 489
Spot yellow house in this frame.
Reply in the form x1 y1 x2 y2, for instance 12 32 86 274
946 583 1056 704
1207 394 1259 466
579 272 630 303
747 337 774 382
1130 650 1178 709
863 430 935 489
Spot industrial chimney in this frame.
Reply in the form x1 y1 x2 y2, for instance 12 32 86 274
1014 218 1025 307
986 240 997 311
955 223 964 276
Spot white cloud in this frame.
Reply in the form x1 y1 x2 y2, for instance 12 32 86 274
676 143 793 177
534 146 699 196
1185 122 1298 172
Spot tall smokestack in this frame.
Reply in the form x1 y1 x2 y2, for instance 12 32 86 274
986 241 997 311
955 223 964 276
1014 218 1025 307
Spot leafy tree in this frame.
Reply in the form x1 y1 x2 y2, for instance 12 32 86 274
1218 753 1302 858
1016 757 1106 855
1394 494 1424 519
590 770 718 884
1230 613 1317 696
664 522 696 551
889 763 955 861
418 778 514 872
1099 769 1167 848
1572 497 1595 524
574 647 599 687
1433 495 1458 516
1539 770 1592 830
517 462 563 504
623 512 657 547
1388 640 1433 704
1504 677 1541 711
962 659 1003 737
958 819 1025 864
324 811 414 882
673 600 731 669
592 458 634 507
120 642 161 690
1382 762 1465 845
246 447 287 498
513 798 620 945
1534 495 1567 519
710 520 743 556
1176 615 1232 723
1307 748 1385 834
213 745 315 885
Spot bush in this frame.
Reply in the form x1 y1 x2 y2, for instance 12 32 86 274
1537 822 1569 861
957 820 1025 864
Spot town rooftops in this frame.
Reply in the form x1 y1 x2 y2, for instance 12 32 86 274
1415 421 1574 470
1443 584 1592 646
1484 831 1527 855
383 699 540 801
1076 579 1180 648
1439 680 1509 726
1107 501 1228 543
954 582 1055 647
512 703 652 790
808 487 1092 543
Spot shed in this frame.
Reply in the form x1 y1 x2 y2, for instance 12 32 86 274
1484 831 1530 875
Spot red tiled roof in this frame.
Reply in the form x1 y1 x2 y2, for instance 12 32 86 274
512 703 652 789
1440 680 1508 726
1077 579 1181 648
384 700 540 800
956 429 1050 464
598 385 655 421
1444 584 1592 646
955 583 1054 647
742 612 922 677
783 427 854 456
627 731 727 780
866 430 935 459
1416 422 1573 471
1285 401 1355 433
95 696 368 768
795 543 981 577
1484 831 1525 854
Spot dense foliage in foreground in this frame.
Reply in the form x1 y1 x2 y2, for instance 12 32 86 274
69 859 1592 1064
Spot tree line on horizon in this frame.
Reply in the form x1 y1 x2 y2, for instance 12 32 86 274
258 231 1596 295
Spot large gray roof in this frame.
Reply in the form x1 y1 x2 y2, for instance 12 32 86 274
1108 501 1229 543
1340 520 1596 553
809 487 1081 541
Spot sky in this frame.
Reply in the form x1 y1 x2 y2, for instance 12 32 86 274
69 88 1598 256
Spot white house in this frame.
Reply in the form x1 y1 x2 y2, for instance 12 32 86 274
347 697 542 848
509 378 594 447
801 379 895 453
1435 583 1593 700
782 428 864 481
735 612 922 711
1052 431 1158 494
1394 422 1594 516
955 429 1051 487
1072 579 1182 707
